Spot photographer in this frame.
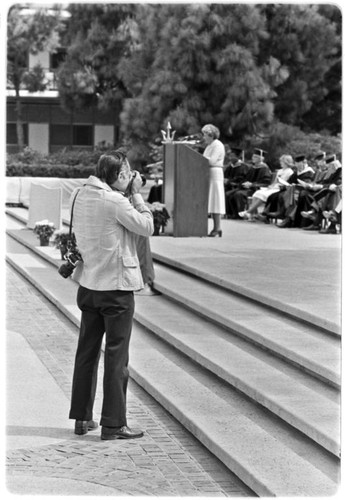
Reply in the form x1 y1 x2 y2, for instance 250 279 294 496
69 151 153 441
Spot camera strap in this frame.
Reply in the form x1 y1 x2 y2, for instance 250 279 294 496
67 188 81 249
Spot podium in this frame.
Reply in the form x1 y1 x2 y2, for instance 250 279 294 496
163 143 209 237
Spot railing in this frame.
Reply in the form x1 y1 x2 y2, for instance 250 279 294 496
7 68 59 91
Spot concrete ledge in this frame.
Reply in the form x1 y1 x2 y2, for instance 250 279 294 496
152 263 340 388
152 251 341 336
129 329 338 497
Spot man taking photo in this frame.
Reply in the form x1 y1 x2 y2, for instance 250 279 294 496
69 150 153 441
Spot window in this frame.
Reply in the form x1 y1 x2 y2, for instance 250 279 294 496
7 123 28 145
50 48 67 70
50 124 71 146
73 125 93 146
50 124 93 147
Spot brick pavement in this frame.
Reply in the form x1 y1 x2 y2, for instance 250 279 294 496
6 265 254 497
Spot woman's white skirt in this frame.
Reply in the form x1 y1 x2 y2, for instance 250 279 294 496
252 186 280 203
208 167 225 214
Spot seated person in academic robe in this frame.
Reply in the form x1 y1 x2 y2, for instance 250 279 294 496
293 152 337 228
239 154 294 222
147 177 163 203
300 157 342 232
319 199 342 234
276 154 315 228
225 148 272 219
224 147 250 218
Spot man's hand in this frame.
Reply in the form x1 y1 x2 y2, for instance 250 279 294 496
131 171 144 194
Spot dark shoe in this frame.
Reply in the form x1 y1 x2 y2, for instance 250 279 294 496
277 218 292 228
256 213 270 224
319 225 337 234
208 230 222 237
323 211 338 223
101 425 144 441
75 420 99 435
267 211 284 219
302 224 319 231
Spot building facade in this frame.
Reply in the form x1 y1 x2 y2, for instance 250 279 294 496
7 49 120 154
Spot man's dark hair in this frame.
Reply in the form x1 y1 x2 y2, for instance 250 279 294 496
96 151 127 185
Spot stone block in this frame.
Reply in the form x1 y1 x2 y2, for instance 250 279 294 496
27 182 62 230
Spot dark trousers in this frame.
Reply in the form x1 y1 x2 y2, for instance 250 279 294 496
226 188 252 216
69 286 134 427
135 235 155 285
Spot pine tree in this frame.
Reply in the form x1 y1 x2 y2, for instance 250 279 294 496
259 4 341 133
120 3 283 147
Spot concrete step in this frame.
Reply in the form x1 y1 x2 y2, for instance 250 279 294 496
152 263 340 388
7 205 341 338
151 248 340 337
6 219 341 456
5 234 339 496
6 207 341 337
6 214 340 390
134 294 340 455
129 326 339 497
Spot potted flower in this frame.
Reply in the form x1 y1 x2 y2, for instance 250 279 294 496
33 220 56 246
53 230 77 260
147 202 170 235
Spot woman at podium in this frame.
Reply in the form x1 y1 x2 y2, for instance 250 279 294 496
201 124 226 237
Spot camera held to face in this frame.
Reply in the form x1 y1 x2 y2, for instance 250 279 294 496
58 249 83 279
125 171 146 197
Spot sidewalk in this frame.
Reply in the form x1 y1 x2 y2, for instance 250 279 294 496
5 264 253 497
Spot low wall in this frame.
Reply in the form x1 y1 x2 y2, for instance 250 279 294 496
6 177 154 207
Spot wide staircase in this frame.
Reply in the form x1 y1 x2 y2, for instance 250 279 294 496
6 207 341 497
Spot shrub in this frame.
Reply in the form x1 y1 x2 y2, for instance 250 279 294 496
240 124 342 170
6 162 96 178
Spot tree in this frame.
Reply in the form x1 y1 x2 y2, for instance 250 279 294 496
259 4 341 133
56 3 137 113
7 4 64 149
35 3 340 163
119 3 289 151
302 4 342 134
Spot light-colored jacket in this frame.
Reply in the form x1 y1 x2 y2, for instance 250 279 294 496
70 175 154 291
203 139 225 168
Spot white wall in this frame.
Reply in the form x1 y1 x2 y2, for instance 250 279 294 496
94 125 114 146
29 50 50 69
29 123 49 154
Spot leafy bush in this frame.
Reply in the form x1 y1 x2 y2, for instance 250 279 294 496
6 129 341 177
6 144 148 177
6 162 96 178
242 124 342 169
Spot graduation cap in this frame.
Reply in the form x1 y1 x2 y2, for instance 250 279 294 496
231 147 245 161
253 148 266 158
231 147 243 156
294 154 306 162
325 154 336 164
314 152 326 161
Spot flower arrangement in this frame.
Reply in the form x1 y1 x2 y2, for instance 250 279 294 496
53 230 77 259
146 202 170 235
33 220 55 245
